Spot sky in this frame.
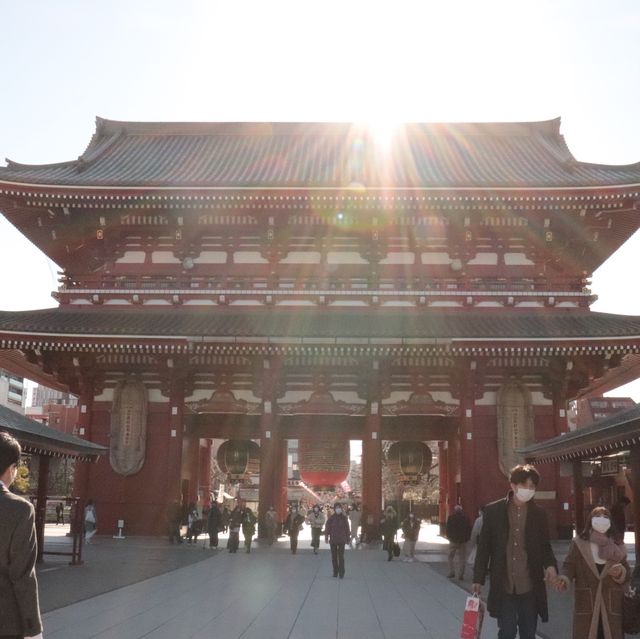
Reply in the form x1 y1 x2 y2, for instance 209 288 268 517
0 0 639 399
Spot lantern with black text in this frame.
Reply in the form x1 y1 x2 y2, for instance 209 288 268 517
298 439 350 490
216 440 260 480
386 441 432 485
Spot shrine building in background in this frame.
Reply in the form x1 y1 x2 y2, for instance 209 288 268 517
0 118 639 537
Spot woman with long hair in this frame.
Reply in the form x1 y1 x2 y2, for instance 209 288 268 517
558 506 630 639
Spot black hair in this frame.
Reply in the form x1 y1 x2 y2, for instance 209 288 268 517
0 431 21 476
509 464 540 487
579 506 617 541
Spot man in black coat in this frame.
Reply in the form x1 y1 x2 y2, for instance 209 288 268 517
0 431 43 639
472 464 558 639
445 505 472 580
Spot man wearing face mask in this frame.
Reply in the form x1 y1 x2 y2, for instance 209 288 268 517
283 505 305 554
472 464 558 639
325 503 350 578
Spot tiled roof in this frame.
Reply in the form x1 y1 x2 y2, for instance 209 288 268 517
0 404 106 461
0 307 640 341
1 118 639 189
520 403 640 462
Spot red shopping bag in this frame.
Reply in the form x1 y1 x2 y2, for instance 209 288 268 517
460 594 484 639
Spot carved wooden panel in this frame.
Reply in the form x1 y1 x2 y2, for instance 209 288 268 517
497 379 534 477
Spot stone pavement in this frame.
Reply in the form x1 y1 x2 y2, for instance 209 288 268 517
39 523 498 639
37 523 636 638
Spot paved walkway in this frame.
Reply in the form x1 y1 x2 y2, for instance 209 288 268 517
37 524 636 639
39 524 498 639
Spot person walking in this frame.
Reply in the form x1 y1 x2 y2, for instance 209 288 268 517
167 499 183 544
325 502 350 578
242 506 257 553
466 506 485 568
400 512 421 562
609 495 630 544
227 504 243 553
283 505 304 554
55 501 64 525
473 464 559 639
380 505 399 561
348 503 362 548
84 499 98 544
206 501 221 549
264 505 278 545
446 504 472 580
186 502 200 544
307 504 326 554
557 506 629 639
0 431 43 639
221 505 230 533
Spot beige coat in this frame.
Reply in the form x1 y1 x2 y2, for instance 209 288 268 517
561 537 629 639
0 483 42 637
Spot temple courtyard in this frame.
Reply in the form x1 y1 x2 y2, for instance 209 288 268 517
36 524 636 639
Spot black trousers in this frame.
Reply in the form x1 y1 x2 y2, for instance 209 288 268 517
289 533 299 553
497 591 537 639
228 530 240 552
208 529 219 547
331 543 345 577
311 527 322 548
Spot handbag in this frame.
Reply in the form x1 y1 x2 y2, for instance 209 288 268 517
392 541 401 557
460 594 484 639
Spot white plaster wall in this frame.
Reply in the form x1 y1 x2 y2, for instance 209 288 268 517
421 252 451 265
468 252 498 265
280 251 321 264
475 391 497 406
104 299 132 305
382 301 415 307
476 301 503 307
504 252 534 265
184 299 217 305
94 388 115 402
229 300 264 306
148 388 170 403
429 301 462 307
327 252 368 264
380 252 415 265
280 390 313 403
115 251 146 264
515 301 544 308
195 251 227 264
331 391 367 404
143 300 171 305
329 301 368 306
70 300 93 305
151 251 181 264
276 300 316 306
234 251 269 264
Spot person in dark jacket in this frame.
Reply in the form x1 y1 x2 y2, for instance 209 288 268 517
446 504 472 580
242 506 257 553
609 495 630 543
167 499 183 544
206 501 221 549
473 464 559 639
0 431 43 639
380 505 399 561
325 503 350 578
400 512 421 562
227 504 243 553
283 505 305 554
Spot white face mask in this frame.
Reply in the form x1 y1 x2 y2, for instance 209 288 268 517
335 508 342 514
591 516 611 533
515 487 535 502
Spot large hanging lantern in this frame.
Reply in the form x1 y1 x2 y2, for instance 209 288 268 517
216 440 260 480
298 439 350 490
386 441 432 485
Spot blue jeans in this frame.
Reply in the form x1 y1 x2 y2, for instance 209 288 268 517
497 591 537 639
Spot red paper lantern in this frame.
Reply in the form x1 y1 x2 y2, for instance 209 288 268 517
298 439 350 489
386 441 432 485
216 440 260 480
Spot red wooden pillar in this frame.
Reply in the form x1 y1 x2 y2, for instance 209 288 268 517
199 439 212 504
362 360 383 541
438 441 448 535
73 375 95 504
35 455 50 563
458 363 477 518
447 438 458 512
186 435 201 506
572 460 585 534
258 356 284 535
628 444 640 561
553 388 573 537
167 376 185 504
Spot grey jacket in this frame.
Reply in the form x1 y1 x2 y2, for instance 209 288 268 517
0 483 42 636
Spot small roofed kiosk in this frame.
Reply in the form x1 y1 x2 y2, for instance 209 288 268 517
0 117 640 537
0 404 106 561
521 403 640 558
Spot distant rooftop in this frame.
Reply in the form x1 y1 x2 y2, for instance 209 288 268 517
1 117 639 189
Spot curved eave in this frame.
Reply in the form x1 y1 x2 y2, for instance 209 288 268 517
519 404 640 463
